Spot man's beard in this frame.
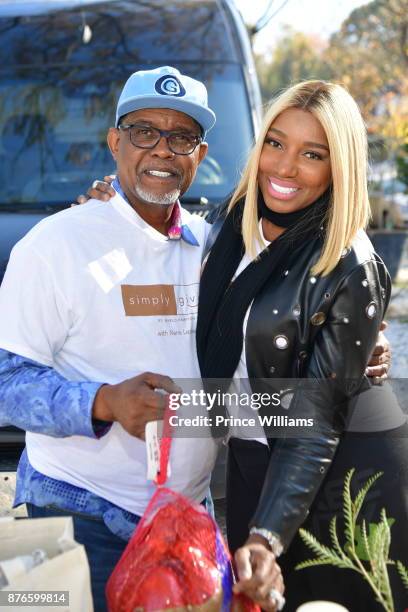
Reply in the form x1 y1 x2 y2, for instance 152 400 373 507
134 184 182 207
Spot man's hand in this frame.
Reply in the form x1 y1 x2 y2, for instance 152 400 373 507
74 175 116 205
233 535 285 611
93 372 181 439
365 321 391 381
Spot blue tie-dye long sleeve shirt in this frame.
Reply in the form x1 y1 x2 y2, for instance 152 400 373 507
0 349 142 540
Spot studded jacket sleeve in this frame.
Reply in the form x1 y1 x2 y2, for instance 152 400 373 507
249 257 391 551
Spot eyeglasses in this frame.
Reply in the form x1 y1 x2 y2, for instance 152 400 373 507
118 123 202 155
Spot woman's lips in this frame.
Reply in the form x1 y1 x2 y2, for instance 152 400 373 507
267 178 300 201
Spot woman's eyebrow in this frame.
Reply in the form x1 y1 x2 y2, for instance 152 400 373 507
268 127 286 137
268 127 329 152
304 140 330 152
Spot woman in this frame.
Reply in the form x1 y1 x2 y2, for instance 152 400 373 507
196 81 408 611
82 81 402 610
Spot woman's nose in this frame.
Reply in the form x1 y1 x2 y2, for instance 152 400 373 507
276 153 297 178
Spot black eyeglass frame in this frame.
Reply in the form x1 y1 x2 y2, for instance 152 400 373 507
117 122 203 155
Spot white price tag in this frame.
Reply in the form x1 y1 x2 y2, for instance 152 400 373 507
145 420 171 481
145 420 161 480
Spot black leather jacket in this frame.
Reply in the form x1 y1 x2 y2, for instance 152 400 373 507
206 210 391 550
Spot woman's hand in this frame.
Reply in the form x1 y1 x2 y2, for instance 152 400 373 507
73 175 116 205
365 321 391 381
233 534 285 611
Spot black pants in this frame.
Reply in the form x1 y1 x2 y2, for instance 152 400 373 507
226 424 408 612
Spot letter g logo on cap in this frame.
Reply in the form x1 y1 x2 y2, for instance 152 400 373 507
155 75 186 97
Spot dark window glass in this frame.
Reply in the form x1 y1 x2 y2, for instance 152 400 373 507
0 0 237 66
0 1 254 208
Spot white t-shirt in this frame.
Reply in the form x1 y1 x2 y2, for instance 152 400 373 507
227 220 271 445
0 192 218 515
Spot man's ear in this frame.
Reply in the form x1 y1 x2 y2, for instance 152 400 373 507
107 127 120 160
197 142 208 164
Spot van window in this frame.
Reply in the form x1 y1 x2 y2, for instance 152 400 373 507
0 1 254 209
0 64 252 206
2 0 237 66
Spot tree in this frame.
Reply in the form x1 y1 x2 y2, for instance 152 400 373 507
254 0 407 159
255 26 332 101
325 0 408 151
396 144 408 192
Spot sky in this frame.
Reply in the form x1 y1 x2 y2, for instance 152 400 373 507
235 0 370 54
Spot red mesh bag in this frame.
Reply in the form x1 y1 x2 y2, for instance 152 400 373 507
106 413 260 612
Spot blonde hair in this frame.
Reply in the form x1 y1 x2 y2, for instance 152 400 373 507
228 80 371 276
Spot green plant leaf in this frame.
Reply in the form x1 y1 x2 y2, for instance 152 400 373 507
343 468 355 551
379 510 392 561
298 528 334 558
329 515 345 558
354 518 395 562
370 522 387 582
353 472 383 521
297 469 399 612
355 519 372 562
298 528 354 569
295 558 338 570
375 516 394 612
396 561 408 591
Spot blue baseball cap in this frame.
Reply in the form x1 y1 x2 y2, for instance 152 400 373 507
115 66 216 135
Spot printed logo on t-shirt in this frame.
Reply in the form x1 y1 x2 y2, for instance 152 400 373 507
121 284 198 316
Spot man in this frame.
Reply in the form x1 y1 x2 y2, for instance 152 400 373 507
0 66 284 611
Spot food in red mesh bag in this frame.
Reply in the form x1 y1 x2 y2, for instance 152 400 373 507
106 486 260 612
